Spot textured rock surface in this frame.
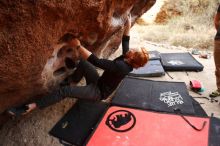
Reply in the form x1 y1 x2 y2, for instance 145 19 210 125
0 0 155 122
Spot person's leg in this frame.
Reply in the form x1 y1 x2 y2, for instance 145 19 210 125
35 60 101 108
9 60 101 114
76 60 99 84
210 40 220 97
214 40 220 90
64 59 99 85
36 84 101 108
60 59 99 86
60 84 101 100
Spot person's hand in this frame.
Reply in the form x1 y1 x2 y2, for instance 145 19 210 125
69 38 81 48
22 103 37 115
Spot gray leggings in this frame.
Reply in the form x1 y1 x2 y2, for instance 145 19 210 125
36 60 101 108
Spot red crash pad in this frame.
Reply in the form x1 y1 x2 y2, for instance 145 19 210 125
87 106 210 146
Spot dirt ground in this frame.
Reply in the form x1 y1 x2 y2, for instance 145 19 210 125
0 28 220 146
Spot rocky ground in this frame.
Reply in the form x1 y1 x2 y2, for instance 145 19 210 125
0 27 220 146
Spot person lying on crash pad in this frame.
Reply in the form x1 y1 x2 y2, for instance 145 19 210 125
8 14 149 115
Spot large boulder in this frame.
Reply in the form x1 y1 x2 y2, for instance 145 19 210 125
0 0 155 121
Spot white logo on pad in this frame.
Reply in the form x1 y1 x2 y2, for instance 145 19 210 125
167 60 184 65
159 91 184 107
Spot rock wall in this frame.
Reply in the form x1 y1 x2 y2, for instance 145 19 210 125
0 0 155 121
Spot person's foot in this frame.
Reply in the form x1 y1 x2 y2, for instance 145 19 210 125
209 90 220 98
7 105 29 116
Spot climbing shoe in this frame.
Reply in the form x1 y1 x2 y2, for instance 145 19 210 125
7 105 29 116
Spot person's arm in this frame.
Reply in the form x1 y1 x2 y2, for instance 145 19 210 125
68 38 92 60
69 38 120 72
122 36 130 55
77 45 92 60
215 5 220 30
122 14 131 55
87 54 119 72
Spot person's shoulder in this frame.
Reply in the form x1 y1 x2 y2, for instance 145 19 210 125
114 57 130 68
114 55 124 60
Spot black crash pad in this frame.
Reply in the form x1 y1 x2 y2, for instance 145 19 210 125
148 50 161 60
160 52 204 71
129 60 165 77
209 117 220 146
191 98 207 117
49 100 108 146
112 77 196 115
